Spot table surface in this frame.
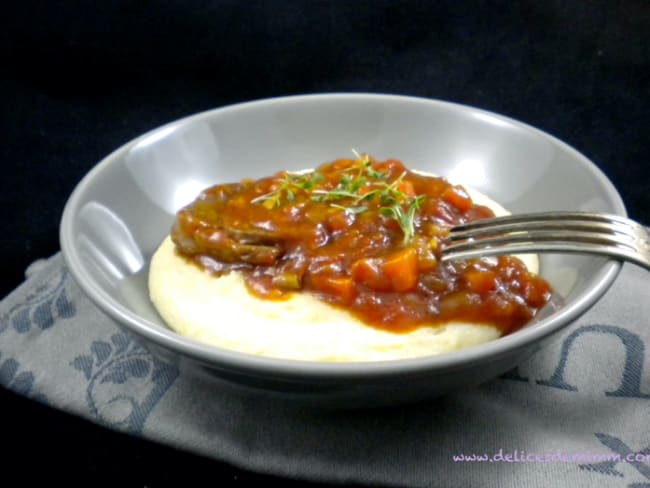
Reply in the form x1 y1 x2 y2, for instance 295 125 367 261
2 1 648 485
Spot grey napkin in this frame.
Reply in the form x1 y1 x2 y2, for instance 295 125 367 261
1 253 649 487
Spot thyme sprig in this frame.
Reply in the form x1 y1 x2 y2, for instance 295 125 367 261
251 152 425 244
312 156 425 244
250 171 324 208
379 194 426 244
309 153 392 207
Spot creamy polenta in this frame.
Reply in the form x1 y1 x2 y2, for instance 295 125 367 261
149 178 539 362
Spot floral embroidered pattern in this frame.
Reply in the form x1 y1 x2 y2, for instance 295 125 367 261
71 331 178 434
0 352 48 404
1 267 75 335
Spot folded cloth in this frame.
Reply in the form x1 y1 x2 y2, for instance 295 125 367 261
1 253 649 487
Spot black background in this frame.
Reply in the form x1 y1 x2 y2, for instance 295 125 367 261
2 1 648 486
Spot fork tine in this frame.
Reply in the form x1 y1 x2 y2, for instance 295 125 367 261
441 212 650 270
448 218 636 241
447 212 643 244
445 229 637 252
441 240 641 264
451 211 631 231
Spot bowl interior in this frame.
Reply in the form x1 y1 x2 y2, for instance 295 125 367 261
60 94 625 370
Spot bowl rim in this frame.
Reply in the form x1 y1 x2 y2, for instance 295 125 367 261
60 92 625 381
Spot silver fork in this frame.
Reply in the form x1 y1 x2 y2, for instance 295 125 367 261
442 211 650 270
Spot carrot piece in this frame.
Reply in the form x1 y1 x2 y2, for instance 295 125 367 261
326 210 353 232
380 247 418 292
351 258 392 291
464 270 497 294
396 180 416 197
314 275 356 303
441 185 473 213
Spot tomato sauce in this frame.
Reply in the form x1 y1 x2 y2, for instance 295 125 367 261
171 156 551 334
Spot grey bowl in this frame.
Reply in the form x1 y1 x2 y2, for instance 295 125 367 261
60 93 625 407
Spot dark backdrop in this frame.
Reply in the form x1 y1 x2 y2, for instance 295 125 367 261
2 1 648 485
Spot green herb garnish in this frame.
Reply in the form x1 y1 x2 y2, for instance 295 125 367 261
250 171 324 208
251 151 425 243
380 194 425 245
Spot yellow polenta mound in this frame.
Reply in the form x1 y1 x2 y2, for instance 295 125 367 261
149 182 538 362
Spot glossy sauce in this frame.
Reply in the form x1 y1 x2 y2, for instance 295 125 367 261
171 157 551 334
